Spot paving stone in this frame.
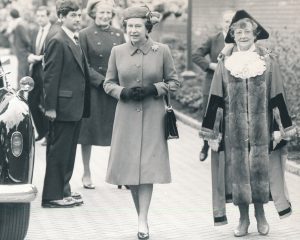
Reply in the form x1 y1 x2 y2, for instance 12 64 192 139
26 122 300 240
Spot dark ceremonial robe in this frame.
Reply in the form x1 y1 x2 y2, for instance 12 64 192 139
200 45 296 225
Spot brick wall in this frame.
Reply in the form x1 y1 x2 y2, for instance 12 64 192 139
192 0 300 33
159 0 300 44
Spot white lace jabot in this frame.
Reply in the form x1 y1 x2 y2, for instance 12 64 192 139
224 44 266 79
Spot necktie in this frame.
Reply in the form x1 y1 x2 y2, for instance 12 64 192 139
36 28 44 55
74 35 79 45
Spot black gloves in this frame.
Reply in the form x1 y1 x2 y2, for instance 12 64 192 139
141 85 158 98
120 87 143 101
120 85 158 101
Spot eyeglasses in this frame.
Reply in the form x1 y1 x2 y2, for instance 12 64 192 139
234 29 253 36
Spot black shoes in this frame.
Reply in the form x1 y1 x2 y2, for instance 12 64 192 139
118 185 130 189
137 232 149 240
199 143 209 161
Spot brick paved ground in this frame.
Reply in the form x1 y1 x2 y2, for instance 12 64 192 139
26 122 300 240
1 52 299 240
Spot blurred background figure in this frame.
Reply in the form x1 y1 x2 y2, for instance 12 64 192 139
5 8 31 84
27 6 51 145
192 9 234 161
78 0 125 190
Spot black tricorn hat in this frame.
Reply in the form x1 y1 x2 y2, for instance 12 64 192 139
225 10 269 43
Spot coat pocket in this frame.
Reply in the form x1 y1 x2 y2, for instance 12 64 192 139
58 90 73 98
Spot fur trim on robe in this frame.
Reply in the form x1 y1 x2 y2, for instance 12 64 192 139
199 45 296 225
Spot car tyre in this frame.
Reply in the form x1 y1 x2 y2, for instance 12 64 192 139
0 203 30 240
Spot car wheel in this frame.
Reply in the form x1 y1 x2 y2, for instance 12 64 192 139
0 203 30 240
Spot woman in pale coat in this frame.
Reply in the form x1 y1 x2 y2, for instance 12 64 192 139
200 10 296 237
103 6 179 239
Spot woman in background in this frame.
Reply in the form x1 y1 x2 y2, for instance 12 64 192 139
78 0 125 189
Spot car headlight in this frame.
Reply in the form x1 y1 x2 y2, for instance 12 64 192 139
11 131 23 157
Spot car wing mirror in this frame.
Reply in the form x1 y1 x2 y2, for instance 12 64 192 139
18 76 34 100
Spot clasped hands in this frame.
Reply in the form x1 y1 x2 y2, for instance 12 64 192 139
120 85 157 101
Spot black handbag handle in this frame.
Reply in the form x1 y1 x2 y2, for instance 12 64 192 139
164 84 171 109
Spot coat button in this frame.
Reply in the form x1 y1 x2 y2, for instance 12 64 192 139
97 42 101 45
94 31 98 34
136 49 141 54
99 54 103 57
113 43 117 46
136 79 140 82
99 66 102 70
136 108 141 112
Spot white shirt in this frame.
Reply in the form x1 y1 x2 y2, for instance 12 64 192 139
61 26 78 45
35 22 51 54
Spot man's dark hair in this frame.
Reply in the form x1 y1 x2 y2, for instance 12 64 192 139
56 0 79 17
10 8 20 19
36 5 50 16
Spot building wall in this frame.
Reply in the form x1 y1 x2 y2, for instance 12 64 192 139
192 0 300 33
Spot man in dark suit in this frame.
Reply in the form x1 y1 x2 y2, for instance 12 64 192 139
27 6 51 143
41 0 90 208
192 10 234 161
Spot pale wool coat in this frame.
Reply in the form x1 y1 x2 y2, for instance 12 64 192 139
103 38 179 185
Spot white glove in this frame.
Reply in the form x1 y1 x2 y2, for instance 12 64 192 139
208 139 219 151
208 134 222 152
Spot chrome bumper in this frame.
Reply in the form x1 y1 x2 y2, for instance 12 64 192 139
0 184 38 203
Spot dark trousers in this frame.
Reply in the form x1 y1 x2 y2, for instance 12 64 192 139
42 120 81 201
28 63 48 138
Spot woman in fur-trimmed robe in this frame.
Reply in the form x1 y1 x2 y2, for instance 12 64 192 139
200 10 297 237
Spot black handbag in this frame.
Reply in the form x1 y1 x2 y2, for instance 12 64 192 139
164 86 179 140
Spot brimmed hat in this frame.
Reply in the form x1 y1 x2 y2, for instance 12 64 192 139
86 0 115 19
225 10 269 43
122 5 161 25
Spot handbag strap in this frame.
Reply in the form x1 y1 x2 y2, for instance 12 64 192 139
164 84 171 108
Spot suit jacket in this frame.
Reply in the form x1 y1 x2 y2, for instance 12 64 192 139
43 28 90 121
28 27 48 79
44 21 62 50
192 32 225 94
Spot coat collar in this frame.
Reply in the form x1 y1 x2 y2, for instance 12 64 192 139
128 37 154 56
92 22 111 32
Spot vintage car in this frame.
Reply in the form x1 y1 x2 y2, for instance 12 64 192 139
0 59 37 240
